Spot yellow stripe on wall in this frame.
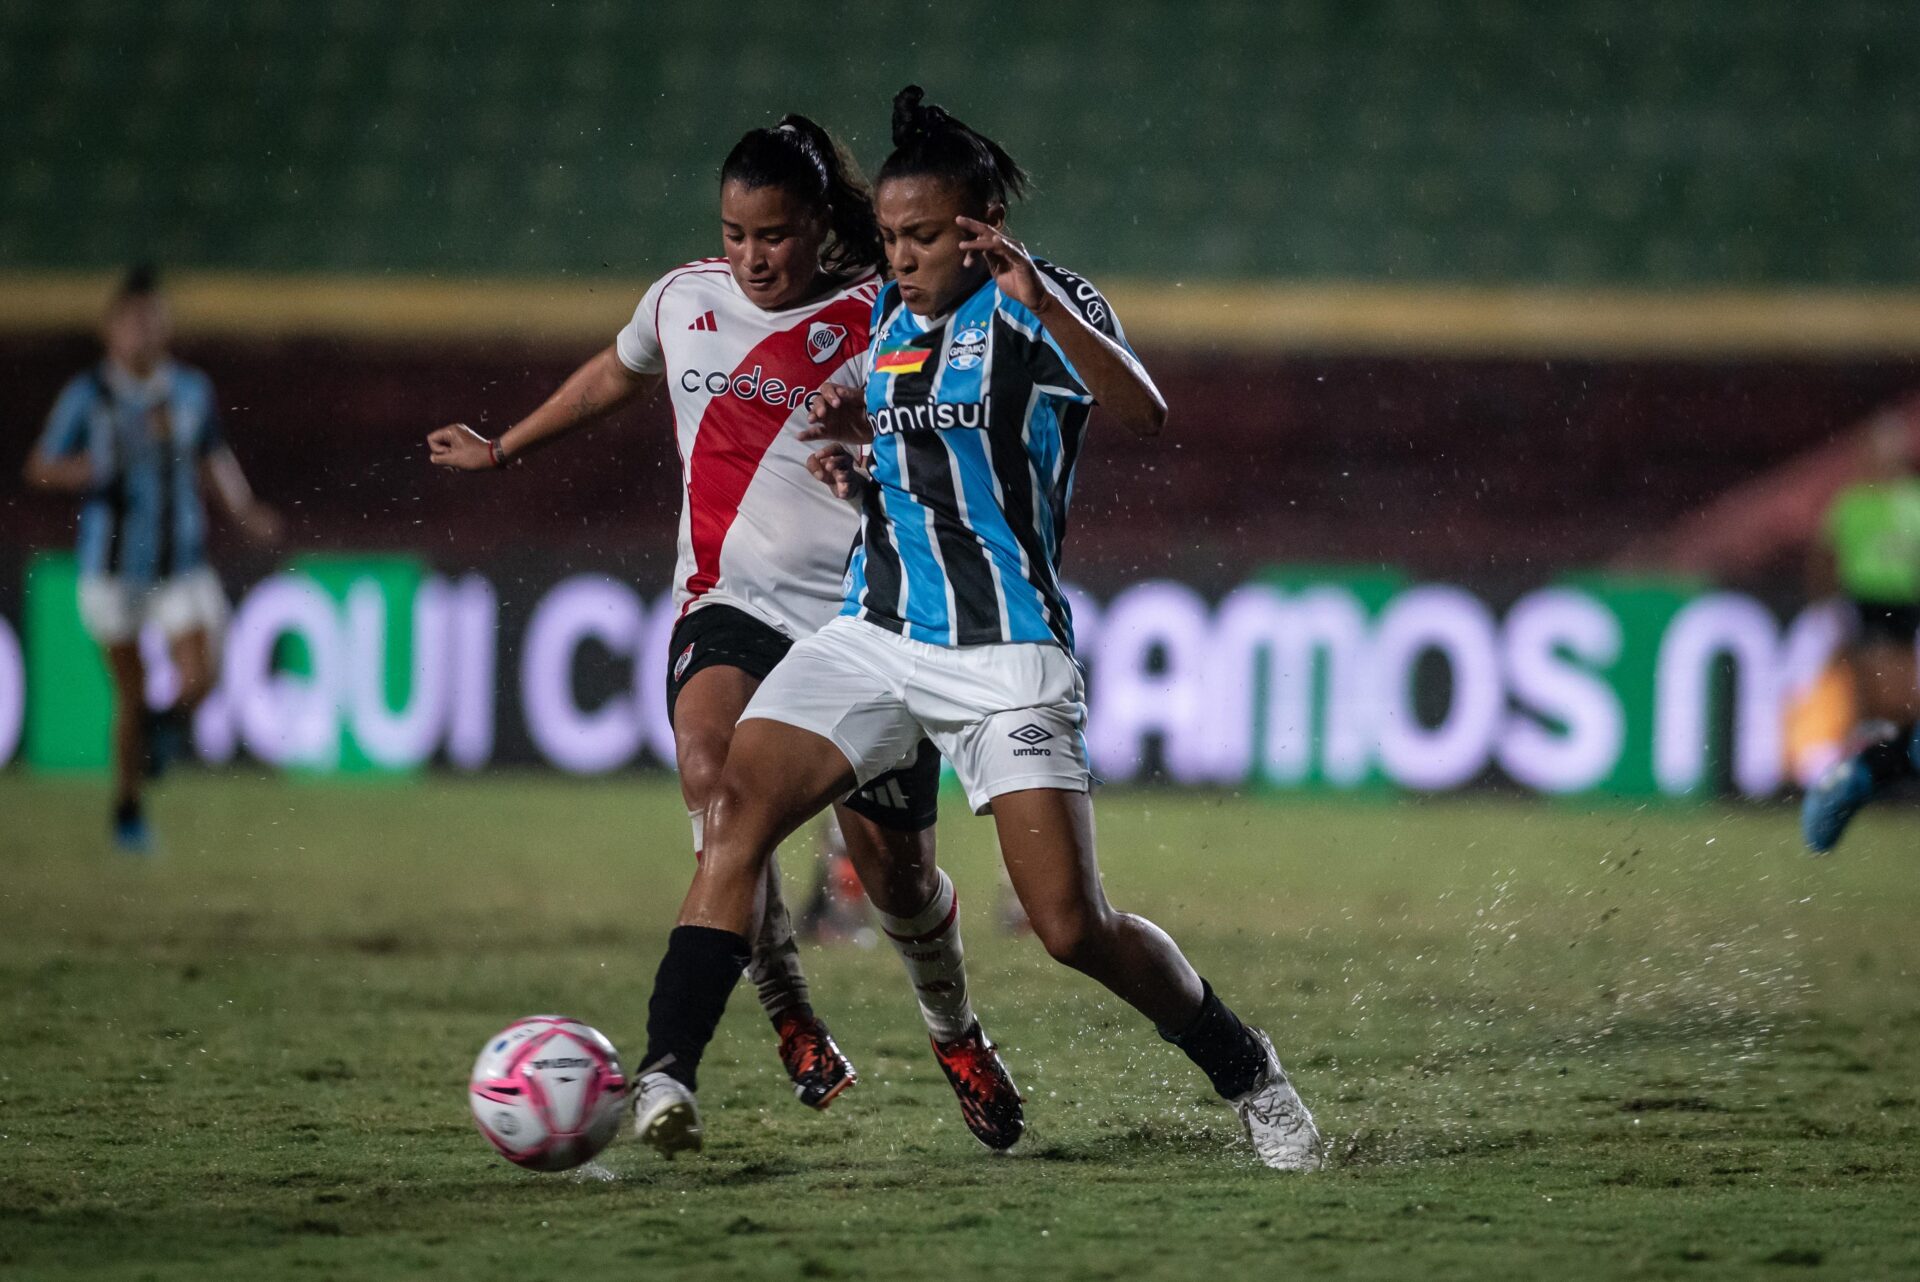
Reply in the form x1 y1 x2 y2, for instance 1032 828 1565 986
6 272 1920 357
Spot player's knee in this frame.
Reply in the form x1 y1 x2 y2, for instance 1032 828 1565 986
703 766 769 858
844 820 935 916
1032 903 1114 972
176 666 214 709
676 736 730 809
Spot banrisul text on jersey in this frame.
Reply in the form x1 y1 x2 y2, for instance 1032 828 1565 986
843 260 1129 650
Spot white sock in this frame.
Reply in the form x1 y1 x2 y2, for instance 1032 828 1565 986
877 869 976 1043
688 808 810 1019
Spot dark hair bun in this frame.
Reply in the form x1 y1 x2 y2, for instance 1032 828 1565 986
878 86 1029 209
891 84 943 147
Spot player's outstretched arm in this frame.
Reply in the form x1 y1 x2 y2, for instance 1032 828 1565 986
202 447 284 545
427 345 660 471
21 450 96 493
956 216 1167 438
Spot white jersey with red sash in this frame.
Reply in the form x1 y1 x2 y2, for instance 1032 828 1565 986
616 260 878 637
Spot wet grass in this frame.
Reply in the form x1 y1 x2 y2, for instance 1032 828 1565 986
2 775 1916 1280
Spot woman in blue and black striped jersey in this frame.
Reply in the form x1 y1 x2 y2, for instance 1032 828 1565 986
627 87 1323 1170
23 267 281 853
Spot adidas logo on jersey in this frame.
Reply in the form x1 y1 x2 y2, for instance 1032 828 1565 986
688 310 719 332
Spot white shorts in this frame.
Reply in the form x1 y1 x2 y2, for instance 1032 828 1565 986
77 567 229 647
741 614 1091 815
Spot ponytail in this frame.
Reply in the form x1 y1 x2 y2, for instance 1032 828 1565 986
877 85 1029 211
719 114 882 278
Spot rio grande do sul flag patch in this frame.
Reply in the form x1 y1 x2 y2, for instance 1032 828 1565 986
874 345 931 375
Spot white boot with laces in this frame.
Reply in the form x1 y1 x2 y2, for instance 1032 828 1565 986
1232 1029 1322 1171
631 1068 703 1157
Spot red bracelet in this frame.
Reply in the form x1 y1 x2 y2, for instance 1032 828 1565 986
487 438 506 469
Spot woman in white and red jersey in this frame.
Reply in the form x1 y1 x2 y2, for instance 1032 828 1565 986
427 116 1018 1151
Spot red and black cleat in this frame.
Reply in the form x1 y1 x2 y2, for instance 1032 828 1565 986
773 1007 857 1110
931 1022 1024 1151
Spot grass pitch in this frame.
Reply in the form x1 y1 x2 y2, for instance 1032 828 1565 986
2 774 1916 1280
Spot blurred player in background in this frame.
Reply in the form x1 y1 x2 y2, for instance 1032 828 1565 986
1800 414 1920 852
428 115 1015 1143
632 87 1322 1171
22 266 281 853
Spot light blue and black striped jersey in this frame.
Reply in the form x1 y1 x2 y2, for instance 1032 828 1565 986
35 360 224 584
843 260 1131 649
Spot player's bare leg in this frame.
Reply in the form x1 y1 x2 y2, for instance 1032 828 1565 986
168 626 217 709
634 716 854 1152
103 641 151 853
682 719 857 934
669 666 854 1109
834 805 936 919
992 788 1203 1027
144 626 215 780
991 787 1320 1169
838 803 1023 1148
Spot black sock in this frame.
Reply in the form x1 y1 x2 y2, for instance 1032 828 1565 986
1861 724 1919 785
1159 979 1267 1100
769 1001 816 1029
113 797 141 827
640 925 752 1091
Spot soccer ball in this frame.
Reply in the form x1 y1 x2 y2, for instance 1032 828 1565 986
469 1016 628 1171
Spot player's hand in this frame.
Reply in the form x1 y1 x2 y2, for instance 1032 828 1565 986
798 382 873 448
957 216 1048 315
427 422 499 471
806 445 868 500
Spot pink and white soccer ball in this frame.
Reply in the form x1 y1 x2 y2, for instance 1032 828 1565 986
469 1016 627 1171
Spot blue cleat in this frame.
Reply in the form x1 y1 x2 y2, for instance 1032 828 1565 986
1800 757 1876 855
112 802 154 856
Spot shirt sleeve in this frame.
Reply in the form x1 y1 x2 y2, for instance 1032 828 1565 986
190 370 225 458
614 274 671 375
1000 268 1137 407
36 376 94 459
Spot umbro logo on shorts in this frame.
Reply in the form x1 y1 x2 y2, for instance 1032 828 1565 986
688 310 719 332
1009 723 1054 757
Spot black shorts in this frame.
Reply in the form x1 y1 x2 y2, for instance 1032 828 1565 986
665 603 941 832
1852 600 1920 647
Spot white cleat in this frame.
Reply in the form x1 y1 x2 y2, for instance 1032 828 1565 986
1232 1029 1322 1171
631 1070 703 1158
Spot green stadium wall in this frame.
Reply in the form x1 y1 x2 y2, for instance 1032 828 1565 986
2 0 1916 288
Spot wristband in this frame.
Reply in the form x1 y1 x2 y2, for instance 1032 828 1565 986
487 437 509 469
